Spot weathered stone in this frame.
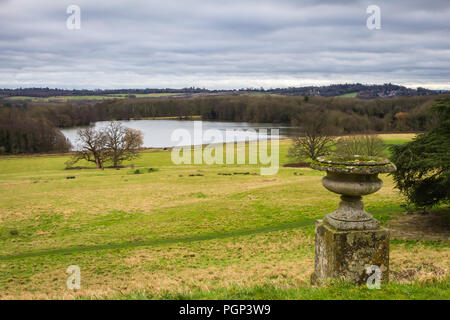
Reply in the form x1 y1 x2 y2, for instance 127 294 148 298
311 155 397 175
310 155 396 231
309 155 395 285
324 195 380 230
311 220 390 285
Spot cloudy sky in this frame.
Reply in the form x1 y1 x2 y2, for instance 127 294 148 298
0 0 449 89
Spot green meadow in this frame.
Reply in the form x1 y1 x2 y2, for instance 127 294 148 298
337 92 358 98
0 134 448 299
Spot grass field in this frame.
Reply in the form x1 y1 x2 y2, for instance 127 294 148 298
0 135 448 300
337 92 358 98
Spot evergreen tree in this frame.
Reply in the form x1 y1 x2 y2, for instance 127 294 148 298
390 97 450 208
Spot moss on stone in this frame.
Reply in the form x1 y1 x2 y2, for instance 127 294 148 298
311 156 396 174
312 221 390 285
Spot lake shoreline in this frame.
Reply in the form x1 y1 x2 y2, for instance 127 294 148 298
0 133 417 159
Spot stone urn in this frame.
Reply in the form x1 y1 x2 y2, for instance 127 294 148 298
310 155 396 285
311 155 396 230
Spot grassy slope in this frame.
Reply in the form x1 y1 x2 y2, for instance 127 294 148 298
336 92 358 98
0 135 448 299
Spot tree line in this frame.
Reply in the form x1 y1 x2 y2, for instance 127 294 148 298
0 93 447 154
0 87 209 98
0 106 71 154
43 94 440 133
1 83 435 98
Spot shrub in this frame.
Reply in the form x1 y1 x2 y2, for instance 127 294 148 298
334 134 387 157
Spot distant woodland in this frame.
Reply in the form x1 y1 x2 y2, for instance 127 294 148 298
0 83 437 99
0 92 448 154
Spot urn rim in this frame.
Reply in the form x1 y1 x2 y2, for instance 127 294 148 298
311 155 396 174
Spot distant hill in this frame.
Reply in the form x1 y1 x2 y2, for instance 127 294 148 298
0 87 209 99
265 83 436 98
0 83 437 100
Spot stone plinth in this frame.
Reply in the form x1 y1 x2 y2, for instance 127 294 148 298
311 220 389 285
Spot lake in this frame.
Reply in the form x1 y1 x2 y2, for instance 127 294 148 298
61 120 300 149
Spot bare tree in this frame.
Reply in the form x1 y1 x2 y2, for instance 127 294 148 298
67 122 144 169
105 122 143 168
334 134 387 157
288 114 335 162
67 127 108 169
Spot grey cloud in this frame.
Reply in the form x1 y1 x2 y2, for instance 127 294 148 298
0 0 449 89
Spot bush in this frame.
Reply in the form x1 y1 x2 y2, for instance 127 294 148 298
334 134 387 157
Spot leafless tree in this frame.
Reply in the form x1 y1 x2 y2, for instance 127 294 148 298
105 122 143 168
288 114 335 161
67 122 144 169
67 127 108 169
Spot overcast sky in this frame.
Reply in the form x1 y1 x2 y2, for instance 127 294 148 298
0 0 449 90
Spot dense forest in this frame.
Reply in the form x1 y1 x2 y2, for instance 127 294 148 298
0 106 71 154
0 93 447 154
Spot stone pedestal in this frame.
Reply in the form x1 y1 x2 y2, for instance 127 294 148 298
311 220 389 285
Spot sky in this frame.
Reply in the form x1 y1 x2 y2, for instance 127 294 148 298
0 0 449 90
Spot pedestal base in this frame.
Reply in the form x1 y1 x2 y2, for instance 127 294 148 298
324 195 380 230
311 220 389 285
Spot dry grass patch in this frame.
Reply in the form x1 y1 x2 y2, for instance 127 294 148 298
391 244 449 282
377 133 417 140
0 228 314 299
388 210 450 241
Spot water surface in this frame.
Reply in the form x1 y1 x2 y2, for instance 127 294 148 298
61 120 300 149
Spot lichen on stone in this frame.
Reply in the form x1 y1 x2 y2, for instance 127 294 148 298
311 155 396 174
